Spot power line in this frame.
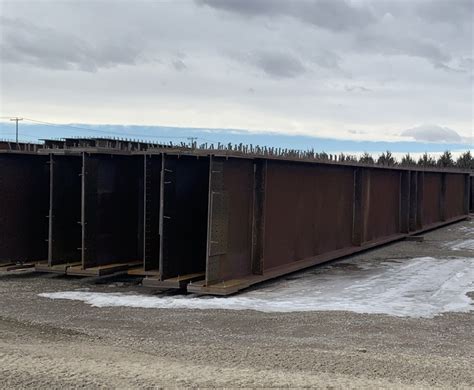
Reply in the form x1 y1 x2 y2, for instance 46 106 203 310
12 117 217 144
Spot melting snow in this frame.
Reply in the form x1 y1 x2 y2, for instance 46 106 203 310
39 256 474 318
446 239 474 251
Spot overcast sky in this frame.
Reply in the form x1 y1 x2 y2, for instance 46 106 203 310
0 0 472 144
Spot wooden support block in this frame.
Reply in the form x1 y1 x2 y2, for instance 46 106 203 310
127 267 161 277
143 272 205 289
35 262 81 274
67 262 141 277
0 262 36 272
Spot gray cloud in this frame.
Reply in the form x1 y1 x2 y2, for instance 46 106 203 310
401 125 463 143
296 0 375 31
196 0 287 17
354 29 452 69
0 1 472 142
0 16 144 71
416 0 473 25
310 49 342 70
172 59 187 72
198 0 375 32
250 51 306 78
199 0 469 72
344 85 371 93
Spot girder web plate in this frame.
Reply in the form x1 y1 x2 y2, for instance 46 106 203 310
209 191 229 257
206 157 253 284
206 159 226 284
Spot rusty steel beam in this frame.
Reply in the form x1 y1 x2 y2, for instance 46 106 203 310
470 175 474 213
39 137 169 154
422 172 443 226
67 153 143 276
36 154 83 273
400 171 411 234
251 159 267 275
187 158 470 295
47 153 54 263
142 154 209 288
409 171 418 231
440 173 447 222
363 169 401 243
1 138 471 290
352 168 364 246
206 156 253 284
142 154 161 272
122 153 163 277
0 141 40 152
0 153 49 265
443 173 465 220
416 172 424 230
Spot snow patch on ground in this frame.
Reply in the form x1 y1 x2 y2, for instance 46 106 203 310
446 239 474 251
456 225 474 233
39 257 474 318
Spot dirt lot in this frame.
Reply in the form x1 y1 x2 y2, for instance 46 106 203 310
1 220 473 388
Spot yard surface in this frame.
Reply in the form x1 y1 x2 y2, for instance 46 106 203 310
1 220 473 388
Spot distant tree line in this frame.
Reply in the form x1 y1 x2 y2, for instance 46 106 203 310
336 151 473 170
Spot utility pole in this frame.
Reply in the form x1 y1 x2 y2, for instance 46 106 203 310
9 117 23 144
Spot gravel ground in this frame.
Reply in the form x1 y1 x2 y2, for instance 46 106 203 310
0 219 473 388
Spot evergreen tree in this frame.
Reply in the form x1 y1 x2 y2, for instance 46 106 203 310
456 151 474 169
345 154 358 163
377 151 396 166
400 153 416 167
359 152 374 164
437 151 455 168
417 152 436 167
319 152 329 160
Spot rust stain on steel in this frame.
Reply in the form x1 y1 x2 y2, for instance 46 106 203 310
362 169 401 242
400 171 410 234
206 157 253 283
444 173 466 220
263 161 354 270
251 159 267 275
0 154 49 263
409 171 418 231
422 172 442 226
352 168 364 246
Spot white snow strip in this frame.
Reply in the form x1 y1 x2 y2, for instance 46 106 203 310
447 239 474 251
39 257 474 318
456 225 474 234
